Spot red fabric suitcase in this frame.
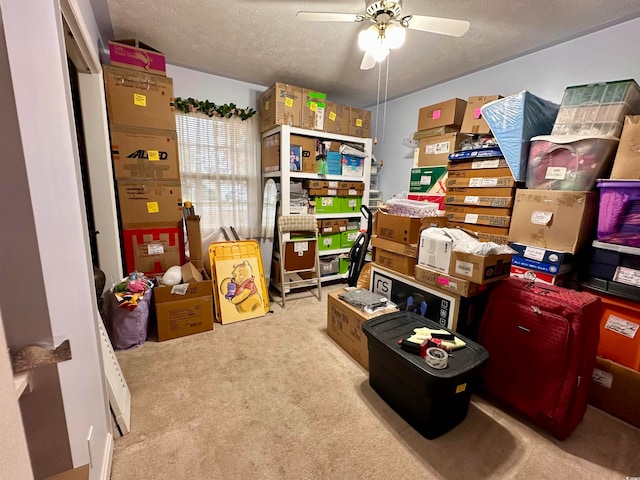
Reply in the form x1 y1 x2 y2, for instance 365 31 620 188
477 277 601 439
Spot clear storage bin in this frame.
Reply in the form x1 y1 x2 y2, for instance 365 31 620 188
387 198 439 218
527 135 619 191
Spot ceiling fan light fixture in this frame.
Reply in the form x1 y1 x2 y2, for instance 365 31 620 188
358 24 380 51
370 43 389 62
385 23 406 49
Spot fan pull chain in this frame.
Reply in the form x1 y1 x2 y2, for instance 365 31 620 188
374 59 382 145
382 52 390 144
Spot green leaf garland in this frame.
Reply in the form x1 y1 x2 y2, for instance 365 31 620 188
174 97 256 120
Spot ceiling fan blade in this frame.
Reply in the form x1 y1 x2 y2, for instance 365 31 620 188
406 15 470 37
296 12 360 23
360 51 376 70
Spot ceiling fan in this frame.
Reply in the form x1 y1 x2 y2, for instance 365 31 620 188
297 0 470 70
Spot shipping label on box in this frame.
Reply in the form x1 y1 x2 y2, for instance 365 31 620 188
409 166 448 193
117 180 183 227
259 82 303 132
103 65 175 131
110 125 180 180
460 95 503 134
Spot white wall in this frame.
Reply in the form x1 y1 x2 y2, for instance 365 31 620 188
167 64 266 109
372 16 640 199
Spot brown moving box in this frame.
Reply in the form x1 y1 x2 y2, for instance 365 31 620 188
290 134 317 173
448 223 510 245
418 133 468 167
449 251 512 285
325 102 350 135
445 194 514 208
448 167 513 178
153 264 214 341
110 125 180 180
446 176 515 188
417 98 467 131
103 65 176 131
185 215 202 266
327 289 398 370
375 212 424 245
259 82 303 132
301 88 326 131
589 356 640 428
414 264 487 297
370 236 418 258
447 157 510 171
445 211 511 228
447 186 515 197
117 180 183 227
318 218 349 234
413 126 460 140
373 248 417 276
508 189 599 254
609 115 640 179
349 107 372 138
460 95 502 134
445 205 512 216
261 133 317 173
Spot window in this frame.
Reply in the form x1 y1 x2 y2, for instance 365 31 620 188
175 113 262 247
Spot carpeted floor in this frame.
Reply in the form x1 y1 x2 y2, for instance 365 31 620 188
110 283 640 480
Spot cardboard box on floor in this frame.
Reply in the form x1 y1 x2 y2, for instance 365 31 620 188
609 115 640 179
327 289 398 370
153 263 214 341
110 125 180 181
589 356 640 428
103 65 176 131
508 189 599 254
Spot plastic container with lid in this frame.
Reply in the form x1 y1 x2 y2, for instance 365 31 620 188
386 198 440 218
597 180 640 247
362 311 489 439
526 135 619 191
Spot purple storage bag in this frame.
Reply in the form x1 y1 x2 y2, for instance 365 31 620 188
105 287 152 350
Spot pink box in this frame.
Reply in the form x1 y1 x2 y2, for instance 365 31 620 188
109 40 166 76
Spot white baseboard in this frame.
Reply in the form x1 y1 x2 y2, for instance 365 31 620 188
99 432 113 480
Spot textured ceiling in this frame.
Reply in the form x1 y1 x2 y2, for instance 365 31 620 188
95 0 640 107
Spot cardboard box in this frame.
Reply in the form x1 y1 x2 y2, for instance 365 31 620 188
460 95 503 134
327 289 398 370
373 248 417 276
153 267 214 341
610 115 640 179
370 236 418 258
117 180 183 227
317 218 349 234
447 157 510 171
508 243 574 265
110 125 180 180
103 65 176 131
414 264 487 297
589 356 640 428
349 107 372 138
302 89 326 131
413 126 460 140
418 228 455 273
446 176 515 189
409 166 448 193
445 194 514 208
417 133 468 166
122 222 185 275
325 102 350 135
375 211 424 245
445 211 511 228
185 215 202 264
261 133 318 173
446 205 512 217
259 82 303 132
417 98 467 131
511 256 573 275
447 186 515 197
108 39 166 76
450 251 512 284
448 167 514 179
447 222 510 244
509 265 572 286
508 190 599 254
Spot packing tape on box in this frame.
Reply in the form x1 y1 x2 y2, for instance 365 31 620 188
425 347 448 369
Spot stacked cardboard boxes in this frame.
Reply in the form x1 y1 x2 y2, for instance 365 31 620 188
104 42 186 276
